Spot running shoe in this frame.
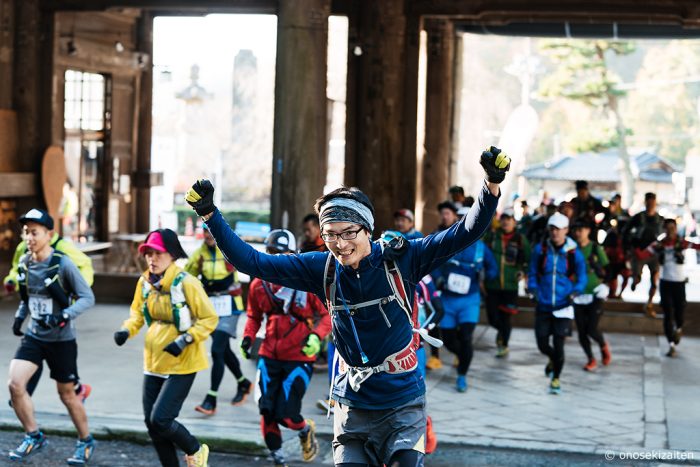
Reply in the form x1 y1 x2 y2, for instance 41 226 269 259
271 449 287 467
231 379 252 406
195 394 217 416
666 345 676 358
673 328 682 345
299 419 319 462
316 399 331 413
456 375 467 393
583 358 597 372
544 359 553 378
77 383 92 404
496 332 504 347
425 416 437 454
66 436 95 465
184 443 209 467
645 303 657 318
495 346 509 358
601 343 612 366
549 378 561 395
426 356 443 370
8 432 47 461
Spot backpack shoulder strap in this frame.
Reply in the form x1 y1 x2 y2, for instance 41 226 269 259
323 253 337 310
383 258 412 322
537 241 548 278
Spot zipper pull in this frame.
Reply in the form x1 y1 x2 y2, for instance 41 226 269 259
356 271 360 279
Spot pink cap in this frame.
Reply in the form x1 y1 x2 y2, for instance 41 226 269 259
138 231 167 255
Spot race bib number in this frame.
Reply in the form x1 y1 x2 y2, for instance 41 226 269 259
28 297 53 320
210 295 232 317
553 305 574 319
447 273 471 294
573 294 594 305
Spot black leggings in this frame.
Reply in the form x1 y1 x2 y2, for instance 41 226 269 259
441 323 476 376
143 373 200 466
485 290 517 346
574 299 605 360
337 449 424 467
210 330 243 391
660 280 686 343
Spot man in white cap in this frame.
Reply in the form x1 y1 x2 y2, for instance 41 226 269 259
527 212 587 395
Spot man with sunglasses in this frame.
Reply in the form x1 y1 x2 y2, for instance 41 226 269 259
186 147 510 467
528 213 587 395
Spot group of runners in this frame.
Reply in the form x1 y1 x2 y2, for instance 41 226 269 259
2 144 696 467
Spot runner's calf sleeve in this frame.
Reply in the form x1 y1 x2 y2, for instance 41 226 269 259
261 415 282 451
280 417 306 431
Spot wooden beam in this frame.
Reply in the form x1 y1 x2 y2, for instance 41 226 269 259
42 0 277 14
134 10 152 233
0 0 14 109
0 173 38 197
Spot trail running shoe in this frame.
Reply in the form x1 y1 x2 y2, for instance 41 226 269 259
271 449 287 467
8 432 47 461
299 419 319 462
583 358 597 372
425 415 438 454
426 356 443 370
673 328 682 345
645 303 657 318
456 375 467 393
66 436 95 465
666 345 676 358
77 383 92 404
195 395 217 416
549 378 561 395
495 346 509 358
601 343 612 366
184 443 209 467
545 359 553 378
231 379 252 406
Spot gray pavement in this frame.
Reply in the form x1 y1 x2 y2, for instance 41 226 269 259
0 298 698 465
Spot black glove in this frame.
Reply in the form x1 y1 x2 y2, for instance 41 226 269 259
240 336 252 360
12 317 24 336
114 329 129 346
479 146 511 184
38 314 68 330
382 235 409 262
163 334 190 357
184 179 216 217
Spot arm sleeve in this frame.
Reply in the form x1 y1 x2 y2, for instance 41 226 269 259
205 209 323 294
59 240 94 287
410 182 499 281
15 301 28 320
60 257 95 319
243 282 264 340
182 276 218 343
4 242 25 286
573 249 588 294
597 245 610 268
310 295 331 339
483 244 498 281
122 279 146 337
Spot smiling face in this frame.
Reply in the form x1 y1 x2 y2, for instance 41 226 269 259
144 249 174 275
322 222 372 269
22 222 52 255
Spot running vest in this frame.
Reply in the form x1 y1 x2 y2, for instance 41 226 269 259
17 251 72 313
140 272 192 332
537 240 577 281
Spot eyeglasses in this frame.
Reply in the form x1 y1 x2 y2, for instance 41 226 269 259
321 227 364 242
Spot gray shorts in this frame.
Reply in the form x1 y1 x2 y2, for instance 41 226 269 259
332 395 426 466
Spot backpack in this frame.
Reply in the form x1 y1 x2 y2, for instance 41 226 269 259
17 251 72 310
537 240 577 281
140 272 192 332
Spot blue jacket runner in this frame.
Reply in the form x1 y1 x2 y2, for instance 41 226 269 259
205 183 498 409
527 237 587 312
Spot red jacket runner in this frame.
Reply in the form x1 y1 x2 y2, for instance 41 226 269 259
244 278 331 362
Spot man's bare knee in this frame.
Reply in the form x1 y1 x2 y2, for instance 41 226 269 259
58 385 77 404
8 378 27 397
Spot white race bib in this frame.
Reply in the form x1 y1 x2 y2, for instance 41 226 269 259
28 297 53 320
447 273 471 294
210 295 232 317
552 305 574 319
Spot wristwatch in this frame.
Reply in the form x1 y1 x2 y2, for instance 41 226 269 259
183 333 194 344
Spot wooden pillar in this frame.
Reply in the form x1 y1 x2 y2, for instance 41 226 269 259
0 0 14 109
134 11 153 233
271 0 330 231
345 1 421 234
419 19 454 234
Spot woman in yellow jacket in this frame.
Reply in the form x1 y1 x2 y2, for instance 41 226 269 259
112 229 217 467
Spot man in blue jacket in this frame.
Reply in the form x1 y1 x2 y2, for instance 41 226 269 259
528 212 587 395
186 147 510 467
